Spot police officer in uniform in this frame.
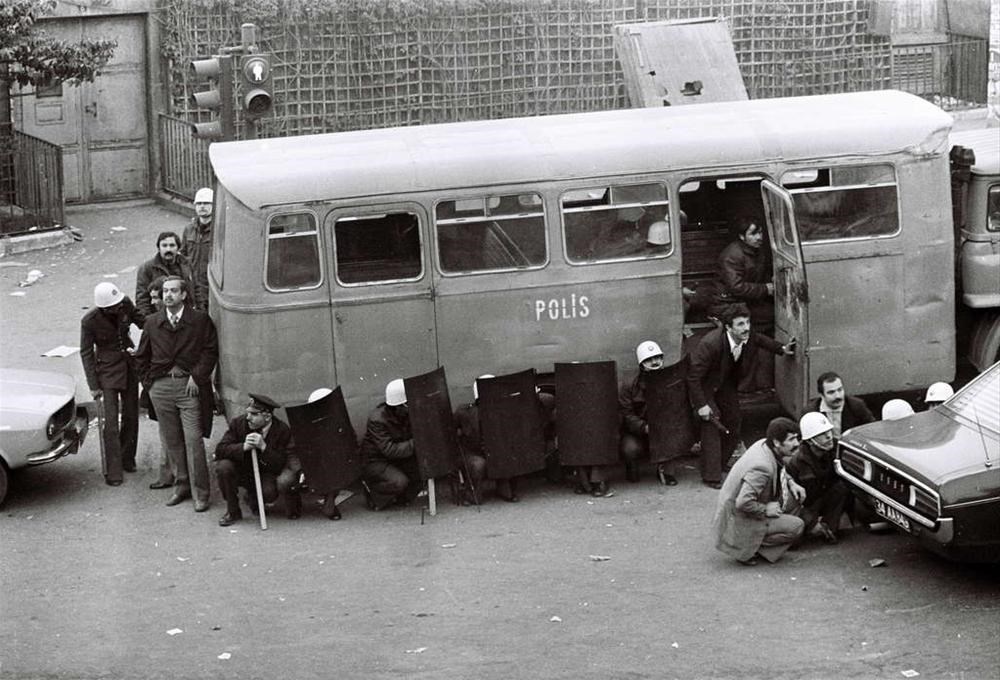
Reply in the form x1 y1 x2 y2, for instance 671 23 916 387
619 340 678 486
360 379 422 510
214 393 300 526
80 282 143 485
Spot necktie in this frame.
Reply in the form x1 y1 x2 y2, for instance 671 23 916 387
732 343 743 362
169 313 178 327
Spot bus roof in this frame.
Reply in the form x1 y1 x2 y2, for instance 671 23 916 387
950 128 1000 175
210 90 953 210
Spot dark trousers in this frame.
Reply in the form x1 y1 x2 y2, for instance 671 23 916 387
801 481 851 533
99 375 139 483
700 386 741 483
363 456 421 510
215 458 297 515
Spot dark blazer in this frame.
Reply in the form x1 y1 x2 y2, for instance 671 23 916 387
803 396 875 432
214 414 292 480
80 297 142 392
134 306 218 437
619 371 649 436
688 327 785 409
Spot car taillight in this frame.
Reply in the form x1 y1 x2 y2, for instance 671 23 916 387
909 485 940 518
840 449 872 481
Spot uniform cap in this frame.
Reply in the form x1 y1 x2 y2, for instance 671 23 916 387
308 387 333 403
636 340 663 365
646 220 670 246
799 411 833 440
94 282 125 308
924 382 953 403
881 399 914 421
473 374 495 401
385 378 407 406
194 187 214 204
248 393 280 413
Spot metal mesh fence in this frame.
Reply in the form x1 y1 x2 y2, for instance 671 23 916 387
159 0 894 140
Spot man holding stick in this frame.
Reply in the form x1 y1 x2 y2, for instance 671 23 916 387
688 303 795 489
214 393 299 527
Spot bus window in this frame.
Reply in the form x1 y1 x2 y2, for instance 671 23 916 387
334 211 422 285
265 212 321 290
781 164 899 242
435 192 546 274
561 182 670 263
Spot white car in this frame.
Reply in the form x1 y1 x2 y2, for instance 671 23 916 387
0 368 90 507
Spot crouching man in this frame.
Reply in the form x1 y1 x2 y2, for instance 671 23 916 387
712 416 805 566
215 393 300 526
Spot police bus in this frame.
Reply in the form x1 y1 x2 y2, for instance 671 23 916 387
204 89 996 429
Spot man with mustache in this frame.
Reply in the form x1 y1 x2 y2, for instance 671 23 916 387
803 371 874 439
135 231 195 320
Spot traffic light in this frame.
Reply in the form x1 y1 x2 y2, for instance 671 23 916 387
239 53 273 119
189 55 235 141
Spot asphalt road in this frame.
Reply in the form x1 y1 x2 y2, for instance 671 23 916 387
1 202 998 680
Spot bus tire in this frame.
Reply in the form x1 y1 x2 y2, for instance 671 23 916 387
968 310 1000 371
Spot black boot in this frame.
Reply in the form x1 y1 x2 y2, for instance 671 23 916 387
286 492 302 520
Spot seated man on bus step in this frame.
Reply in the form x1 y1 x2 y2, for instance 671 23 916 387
214 393 301 527
619 340 678 486
783 412 851 544
713 216 775 392
360 379 423 511
453 375 519 504
688 303 796 489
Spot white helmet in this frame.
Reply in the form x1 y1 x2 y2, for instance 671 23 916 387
472 374 495 401
646 220 670 246
636 340 663 365
194 187 214 204
94 282 124 308
308 387 332 403
799 411 833 441
882 399 914 421
924 382 953 403
385 378 407 407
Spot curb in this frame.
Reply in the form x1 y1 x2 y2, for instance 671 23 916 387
0 228 75 257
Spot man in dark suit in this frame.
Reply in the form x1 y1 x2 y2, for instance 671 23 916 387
803 371 875 438
134 276 218 512
214 393 300 526
688 303 795 488
80 282 144 485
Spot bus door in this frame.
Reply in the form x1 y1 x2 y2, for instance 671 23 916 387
760 180 809 414
326 205 438 419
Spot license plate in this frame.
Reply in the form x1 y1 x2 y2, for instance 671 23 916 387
874 499 912 532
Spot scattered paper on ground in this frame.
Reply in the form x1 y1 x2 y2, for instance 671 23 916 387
549 616 562 622
111 226 127 232
217 652 231 660
9 291 26 297
405 647 427 654
869 558 886 568
441 543 457 549
167 628 183 636
589 555 611 561
901 671 920 678
42 345 79 357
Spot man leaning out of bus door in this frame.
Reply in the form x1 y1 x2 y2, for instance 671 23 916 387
214 393 301 526
360 379 423 511
688 303 796 490
619 340 679 486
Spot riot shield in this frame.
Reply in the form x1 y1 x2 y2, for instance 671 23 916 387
285 386 361 492
405 367 459 480
644 355 698 464
478 369 546 479
555 361 619 466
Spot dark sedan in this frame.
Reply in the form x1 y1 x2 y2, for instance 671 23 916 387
835 361 1000 562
